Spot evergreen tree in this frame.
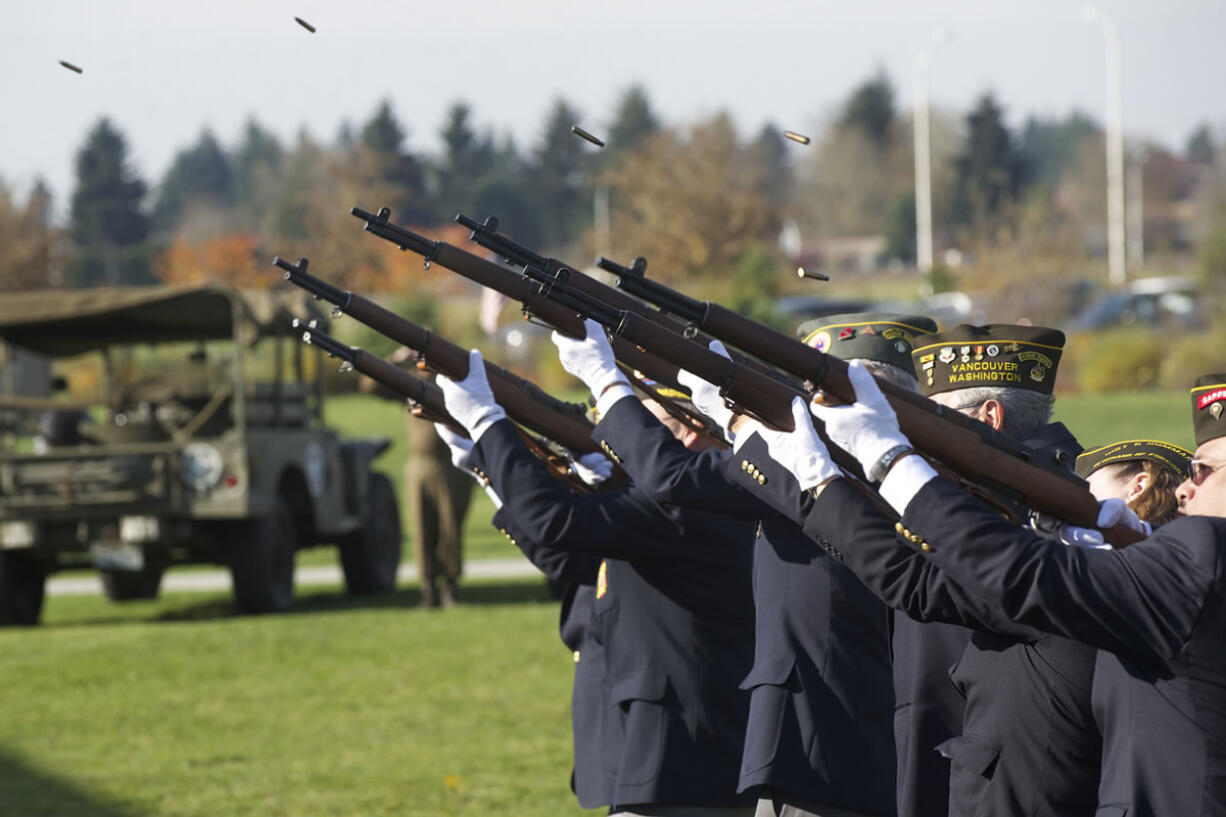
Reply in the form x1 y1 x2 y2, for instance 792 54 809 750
68 118 152 286
435 101 496 217
359 99 429 223
607 85 659 152
839 70 895 145
1187 124 1216 165
950 94 1029 233
529 98 593 246
750 124 791 206
1020 111 1100 186
154 128 233 232
232 119 283 210
883 191 917 263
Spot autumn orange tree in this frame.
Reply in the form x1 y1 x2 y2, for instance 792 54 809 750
601 112 782 282
0 180 62 291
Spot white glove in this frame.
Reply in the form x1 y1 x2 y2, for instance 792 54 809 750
551 318 629 399
572 451 614 486
808 361 910 480
757 397 842 491
436 349 506 442
677 340 734 440
1047 498 1151 549
433 422 474 471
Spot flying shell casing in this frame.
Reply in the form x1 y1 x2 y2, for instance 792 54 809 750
59 60 83 74
784 131 811 145
294 17 317 33
571 126 605 148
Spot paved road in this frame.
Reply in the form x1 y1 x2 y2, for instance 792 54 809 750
47 557 541 597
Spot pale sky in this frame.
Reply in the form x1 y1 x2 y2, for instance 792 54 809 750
2 0 1223 218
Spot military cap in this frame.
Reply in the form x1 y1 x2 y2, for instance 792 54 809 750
802 313 938 373
910 323 1065 397
1074 439 1193 481
1190 374 1226 447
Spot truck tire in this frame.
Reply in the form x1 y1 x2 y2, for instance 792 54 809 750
229 496 296 614
100 563 165 602
0 550 47 626
339 473 402 594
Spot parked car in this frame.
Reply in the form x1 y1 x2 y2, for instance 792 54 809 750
1072 276 1203 332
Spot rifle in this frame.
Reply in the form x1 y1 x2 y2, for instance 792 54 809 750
448 212 1081 490
295 320 605 493
454 212 794 382
505 264 1145 547
273 256 606 464
347 207 730 445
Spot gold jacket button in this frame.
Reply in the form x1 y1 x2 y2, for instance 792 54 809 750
572 650 581 663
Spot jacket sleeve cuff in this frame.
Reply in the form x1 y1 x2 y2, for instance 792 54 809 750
595 382 635 417
879 453 938 515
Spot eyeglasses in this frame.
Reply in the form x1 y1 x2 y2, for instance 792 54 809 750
1189 458 1226 486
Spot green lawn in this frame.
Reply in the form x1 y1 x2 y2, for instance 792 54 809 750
1 580 600 817
1054 389 1195 451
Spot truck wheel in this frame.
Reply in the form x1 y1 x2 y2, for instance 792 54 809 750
100 563 165 602
0 550 47 626
339 473 402 594
230 496 296 614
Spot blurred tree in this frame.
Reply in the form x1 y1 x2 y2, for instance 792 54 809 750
950 94 1029 235
839 69 895 146
358 99 429 224
602 112 780 279
155 234 264 287
434 101 497 218
883 190 917 263
232 119 283 219
268 129 329 241
0 179 62 291
750 124 791 208
1020 111 1100 186
1187 124 1217 166
607 85 660 153
68 118 153 287
530 97 594 247
154 129 233 233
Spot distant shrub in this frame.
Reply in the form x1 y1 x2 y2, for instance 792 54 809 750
1160 331 1226 390
1077 330 1164 393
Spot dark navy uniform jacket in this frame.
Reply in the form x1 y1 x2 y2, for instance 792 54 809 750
594 398 895 816
902 474 1226 817
471 418 756 809
731 425 1101 817
494 515 609 808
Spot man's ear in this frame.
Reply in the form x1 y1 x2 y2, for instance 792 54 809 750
980 398 1006 432
1126 471 1152 504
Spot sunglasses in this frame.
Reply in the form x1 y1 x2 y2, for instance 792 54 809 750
1190 458 1226 486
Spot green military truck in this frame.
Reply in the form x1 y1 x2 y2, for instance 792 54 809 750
0 286 401 624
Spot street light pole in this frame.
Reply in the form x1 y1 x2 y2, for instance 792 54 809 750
913 49 935 275
1083 5 1126 287
913 29 949 280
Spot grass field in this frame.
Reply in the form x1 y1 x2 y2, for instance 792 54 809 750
1 389 1200 815
0 580 599 817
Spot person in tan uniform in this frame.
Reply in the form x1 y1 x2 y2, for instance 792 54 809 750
360 349 473 607
403 409 473 607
